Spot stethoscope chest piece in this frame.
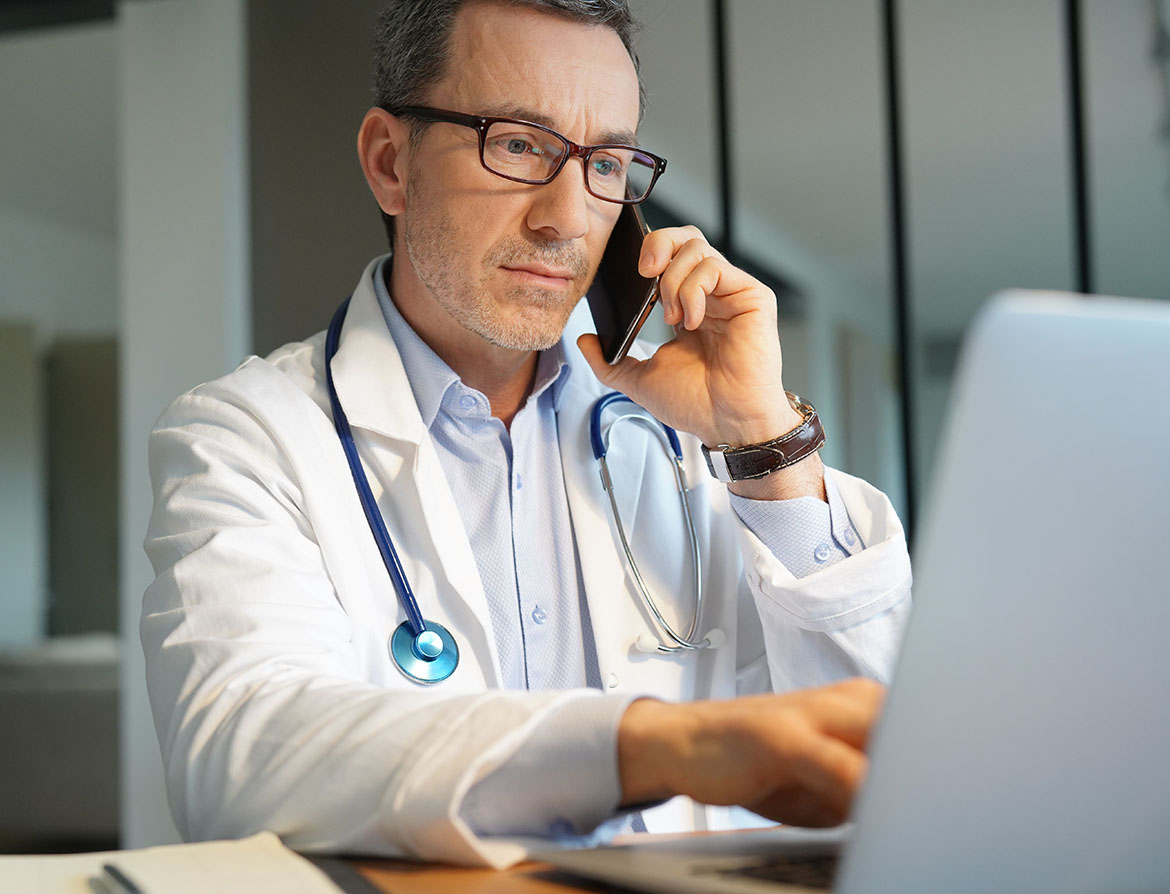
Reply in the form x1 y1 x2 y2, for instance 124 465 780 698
390 620 459 684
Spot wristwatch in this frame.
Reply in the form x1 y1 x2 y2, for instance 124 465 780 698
701 392 826 483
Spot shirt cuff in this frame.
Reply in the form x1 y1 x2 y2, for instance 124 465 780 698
458 691 641 841
729 468 866 579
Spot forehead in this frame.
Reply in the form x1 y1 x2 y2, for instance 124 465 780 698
431 1 641 142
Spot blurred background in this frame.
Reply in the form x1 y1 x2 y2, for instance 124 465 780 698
1 0 1167 853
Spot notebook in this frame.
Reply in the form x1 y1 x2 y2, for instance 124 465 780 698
538 289 1170 893
0 831 345 894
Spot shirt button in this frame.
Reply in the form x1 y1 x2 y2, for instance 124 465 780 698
813 543 832 563
843 528 857 546
607 673 619 689
531 605 547 624
515 473 523 490
458 394 476 410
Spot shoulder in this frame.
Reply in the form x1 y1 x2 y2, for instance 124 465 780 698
156 331 329 431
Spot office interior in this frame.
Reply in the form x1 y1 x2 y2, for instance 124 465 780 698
1 0 1167 856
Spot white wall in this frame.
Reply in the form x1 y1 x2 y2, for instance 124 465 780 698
0 208 118 343
118 0 250 848
0 20 118 652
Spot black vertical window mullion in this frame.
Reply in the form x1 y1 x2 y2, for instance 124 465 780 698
881 0 917 539
1064 0 1093 295
711 0 736 260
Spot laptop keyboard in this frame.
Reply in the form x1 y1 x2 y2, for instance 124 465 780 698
711 853 838 890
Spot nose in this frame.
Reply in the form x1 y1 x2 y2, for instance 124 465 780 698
525 157 591 241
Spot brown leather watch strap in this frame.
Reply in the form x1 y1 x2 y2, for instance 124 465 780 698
701 394 826 483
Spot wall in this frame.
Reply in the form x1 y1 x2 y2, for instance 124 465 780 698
0 20 118 651
118 0 250 847
247 0 388 356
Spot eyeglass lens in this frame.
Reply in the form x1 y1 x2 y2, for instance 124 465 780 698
482 120 657 201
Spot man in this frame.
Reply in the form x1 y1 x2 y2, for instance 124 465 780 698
142 0 911 868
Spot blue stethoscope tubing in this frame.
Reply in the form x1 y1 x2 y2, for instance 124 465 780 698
325 297 458 683
325 298 720 684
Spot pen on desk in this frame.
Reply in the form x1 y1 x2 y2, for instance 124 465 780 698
101 862 148 894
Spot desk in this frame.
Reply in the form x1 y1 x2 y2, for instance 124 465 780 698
352 857 620 893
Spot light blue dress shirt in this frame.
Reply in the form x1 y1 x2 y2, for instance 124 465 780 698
371 258 862 839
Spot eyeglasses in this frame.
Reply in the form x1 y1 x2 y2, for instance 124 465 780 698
391 105 667 205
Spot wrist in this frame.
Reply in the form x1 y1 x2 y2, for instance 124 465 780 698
703 393 826 494
617 698 690 807
711 404 805 450
729 451 825 501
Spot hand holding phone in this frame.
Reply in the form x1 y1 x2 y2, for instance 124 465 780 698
586 199 660 365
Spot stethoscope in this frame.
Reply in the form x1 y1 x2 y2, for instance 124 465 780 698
325 296 722 685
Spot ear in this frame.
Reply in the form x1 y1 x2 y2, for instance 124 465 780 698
357 107 411 216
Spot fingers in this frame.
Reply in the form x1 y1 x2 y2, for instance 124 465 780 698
683 680 886 827
752 734 869 827
802 678 886 751
667 253 725 331
638 225 708 277
794 728 870 810
745 700 875 827
640 226 768 332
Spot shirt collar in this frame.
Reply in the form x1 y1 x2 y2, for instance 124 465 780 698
372 255 574 426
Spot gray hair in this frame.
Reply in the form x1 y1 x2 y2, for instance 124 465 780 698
371 0 645 245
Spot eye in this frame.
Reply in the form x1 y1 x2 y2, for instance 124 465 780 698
590 153 626 178
489 129 552 156
505 137 537 155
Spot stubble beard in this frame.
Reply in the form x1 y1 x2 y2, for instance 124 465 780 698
403 180 592 353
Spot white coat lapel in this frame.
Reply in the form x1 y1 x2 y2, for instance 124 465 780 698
330 261 502 686
558 303 651 686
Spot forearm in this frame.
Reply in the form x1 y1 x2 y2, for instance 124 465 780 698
147 624 604 865
616 698 684 808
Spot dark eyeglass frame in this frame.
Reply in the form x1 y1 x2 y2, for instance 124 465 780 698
390 105 668 205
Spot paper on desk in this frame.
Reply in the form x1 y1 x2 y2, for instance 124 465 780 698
0 831 344 894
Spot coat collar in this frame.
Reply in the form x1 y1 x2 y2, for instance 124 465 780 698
330 255 428 446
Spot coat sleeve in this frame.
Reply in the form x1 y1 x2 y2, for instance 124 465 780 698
141 386 619 868
733 468 913 692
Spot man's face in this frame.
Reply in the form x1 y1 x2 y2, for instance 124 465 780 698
397 1 641 353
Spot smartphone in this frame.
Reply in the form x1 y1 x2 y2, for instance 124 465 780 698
586 198 659 365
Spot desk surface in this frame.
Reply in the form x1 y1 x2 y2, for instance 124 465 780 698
353 858 621 893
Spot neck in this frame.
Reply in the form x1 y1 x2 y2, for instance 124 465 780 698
388 257 540 430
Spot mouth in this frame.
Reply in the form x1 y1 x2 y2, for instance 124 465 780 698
501 264 577 288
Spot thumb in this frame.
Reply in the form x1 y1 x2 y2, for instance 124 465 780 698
576 333 645 395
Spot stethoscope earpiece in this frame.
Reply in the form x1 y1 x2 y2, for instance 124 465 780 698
633 628 725 654
634 633 660 654
702 628 727 650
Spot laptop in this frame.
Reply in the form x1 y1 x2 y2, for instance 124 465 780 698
538 290 1170 893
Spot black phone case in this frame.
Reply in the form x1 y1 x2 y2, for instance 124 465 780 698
586 201 659 364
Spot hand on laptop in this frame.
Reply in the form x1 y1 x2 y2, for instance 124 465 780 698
618 678 884 827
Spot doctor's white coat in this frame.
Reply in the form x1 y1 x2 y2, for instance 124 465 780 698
141 257 912 867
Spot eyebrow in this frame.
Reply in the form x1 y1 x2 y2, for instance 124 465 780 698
479 103 638 147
